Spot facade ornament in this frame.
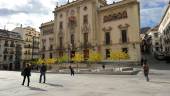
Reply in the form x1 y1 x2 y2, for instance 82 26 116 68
103 10 128 23
118 23 130 29
102 26 112 32
81 24 90 33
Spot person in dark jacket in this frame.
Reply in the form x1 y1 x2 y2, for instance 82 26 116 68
22 64 31 86
143 61 149 82
69 65 74 76
141 57 144 66
39 63 47 83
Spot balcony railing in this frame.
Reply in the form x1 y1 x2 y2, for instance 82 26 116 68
119 38 130 44
10 51 15 54
10 44 15 47
103 40 112 45
24 45 32 48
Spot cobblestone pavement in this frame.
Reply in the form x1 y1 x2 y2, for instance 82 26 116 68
0 55 170 96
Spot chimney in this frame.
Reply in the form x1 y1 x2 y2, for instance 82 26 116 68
20 24 22 28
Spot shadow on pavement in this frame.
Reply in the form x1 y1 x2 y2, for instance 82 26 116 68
150 81 170 84
45 83 63 87
28 86 46 91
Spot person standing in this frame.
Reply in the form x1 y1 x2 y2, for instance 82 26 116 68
141 57 144 66
102 64 105 70
22 64 31 86
69 65 74 76
143 61 149 82
39 63 47 83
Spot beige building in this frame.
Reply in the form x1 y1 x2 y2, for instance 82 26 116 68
159 2 170 59
39 21 55 59
12 26 40 66
0 29 23 70
42 0 140 62
148 26 160 54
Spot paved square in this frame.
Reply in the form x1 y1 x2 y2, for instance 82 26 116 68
0 67 170 96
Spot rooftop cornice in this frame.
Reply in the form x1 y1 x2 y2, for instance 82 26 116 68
99 0 138 11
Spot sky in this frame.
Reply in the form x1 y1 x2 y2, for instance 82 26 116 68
0 0 169 31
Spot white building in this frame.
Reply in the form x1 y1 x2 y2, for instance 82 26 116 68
148 26 160 54
159 2 170 60
12 26 40 67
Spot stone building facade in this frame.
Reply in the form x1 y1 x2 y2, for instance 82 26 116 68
159 2 170 60
41 0 141 62
39 21 55 59
0 29 23 70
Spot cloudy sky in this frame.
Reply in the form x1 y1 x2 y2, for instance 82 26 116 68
0 0 169 31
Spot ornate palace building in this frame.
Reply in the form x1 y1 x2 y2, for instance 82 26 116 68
41 0 141 62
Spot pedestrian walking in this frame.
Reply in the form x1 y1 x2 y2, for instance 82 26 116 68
141 57 144 66
143 60 149 82
39 63 47 83
102 64 105 70
69 65 74 76
21 64 31 86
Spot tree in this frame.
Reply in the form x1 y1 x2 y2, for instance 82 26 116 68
72 52 83 71
57 54 69 64
88 51 102 67
109 51 129 71
45 58 56 65
36 58 45 65
110 51 129 60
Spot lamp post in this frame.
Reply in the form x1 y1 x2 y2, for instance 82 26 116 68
68 43 72 65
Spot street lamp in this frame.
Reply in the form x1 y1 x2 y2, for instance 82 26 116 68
68 43 72 65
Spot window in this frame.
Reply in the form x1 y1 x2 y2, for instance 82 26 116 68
59 22 63 30
4 55 7 61
9 55 13 60
84 33 88 45
155 47 159 51
50 45 53 50
154 33 158 38
43 46 45 50
122 48 128 53
106 49 110 59
59 37 63 48
10 41 15 47
105 32 110 45
83 15 88 24
49 53 53 58
4 41 8 46
155 42 159 46
71 34 74 48
83 6 87 11
121 30 128 43
42 54 45 59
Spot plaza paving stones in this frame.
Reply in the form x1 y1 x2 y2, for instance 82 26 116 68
0 68 170 96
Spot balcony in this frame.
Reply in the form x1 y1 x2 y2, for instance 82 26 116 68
103 40 112 45
10 51 15 54
33 46 39 49
57 46 64 50
24 45 32 48
119 38 130 44
10 44 15 47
